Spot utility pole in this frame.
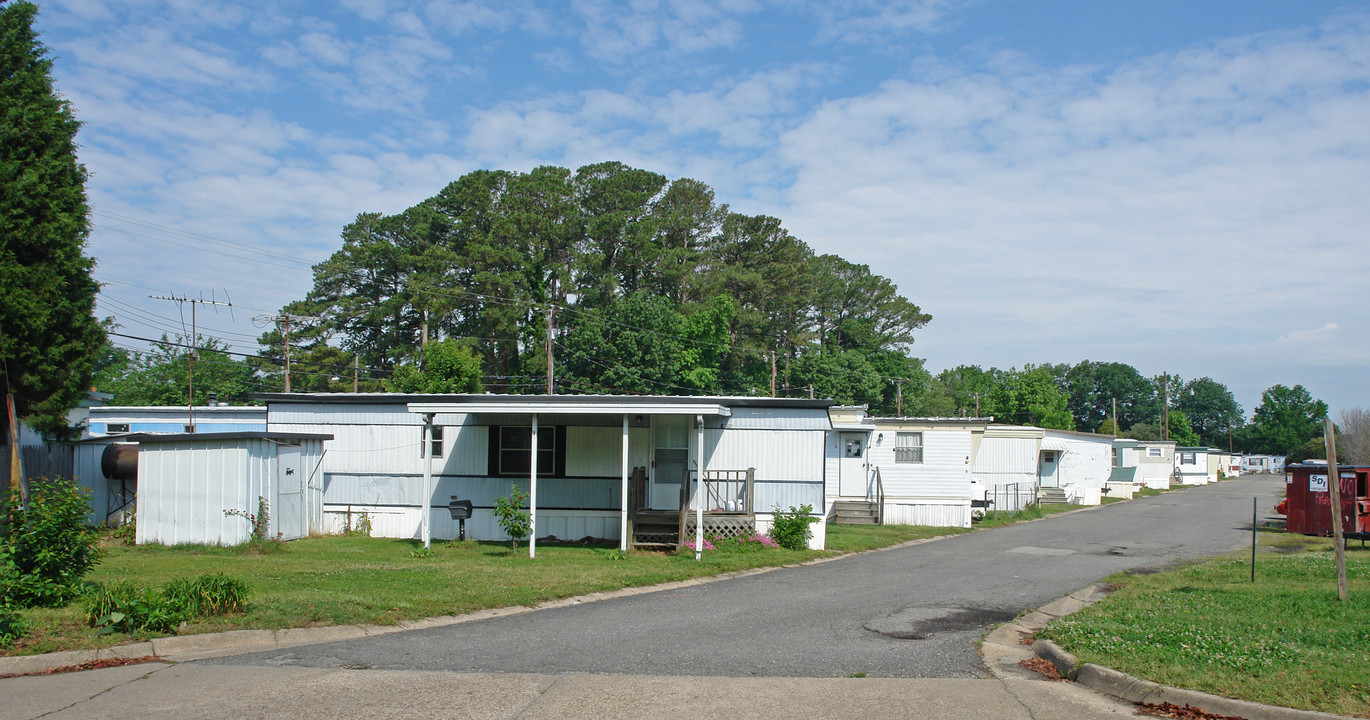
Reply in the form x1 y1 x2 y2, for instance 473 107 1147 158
1160 372 1170 442
971 392 981 417
769 353 777 398
152 293 232 432
1112 398 1118 436
254 311 322 393
1324 418 1348 600
353 356 359 393
895 378 903 417
546 304 555 395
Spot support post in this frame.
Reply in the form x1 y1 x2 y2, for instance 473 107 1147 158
421 413 433 549
1324 418 1348 600
530 414 538 559
620 414 629 552
695 415 704 561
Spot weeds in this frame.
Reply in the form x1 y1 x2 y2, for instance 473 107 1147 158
83 573 250 636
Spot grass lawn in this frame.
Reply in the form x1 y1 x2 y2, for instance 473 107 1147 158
1038 532 1370 717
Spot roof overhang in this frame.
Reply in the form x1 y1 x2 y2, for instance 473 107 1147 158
1041 437 1071 452
407 400 731 417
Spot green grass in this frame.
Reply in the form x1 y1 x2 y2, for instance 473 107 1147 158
824 523 969 552
1038 533 1370 717
7 535 834 656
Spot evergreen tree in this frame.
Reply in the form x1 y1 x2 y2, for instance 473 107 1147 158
0 1 103 439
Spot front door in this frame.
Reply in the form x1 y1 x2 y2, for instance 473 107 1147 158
1039 450 1060 488
651 417 689 510
275 444 305 540
838 432 868 497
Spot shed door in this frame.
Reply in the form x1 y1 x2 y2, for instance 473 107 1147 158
838 433 868 497
276 444 305 540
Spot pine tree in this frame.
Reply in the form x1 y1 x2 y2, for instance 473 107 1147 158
0 1 103 440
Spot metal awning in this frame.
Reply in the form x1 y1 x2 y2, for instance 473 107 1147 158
1041 437 1071 453
407 400 730 416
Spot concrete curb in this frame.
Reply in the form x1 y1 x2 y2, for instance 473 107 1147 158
987 588 1359 720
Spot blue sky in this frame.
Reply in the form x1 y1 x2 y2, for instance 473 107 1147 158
34 0 1370 419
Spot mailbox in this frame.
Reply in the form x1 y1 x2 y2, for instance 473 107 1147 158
447 497 474 541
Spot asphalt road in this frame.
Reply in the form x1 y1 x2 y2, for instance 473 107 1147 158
205 474 1285 679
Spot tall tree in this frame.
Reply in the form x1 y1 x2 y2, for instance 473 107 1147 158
984 366 1075 429
1245 384 1328 456
0 1 104 439
1340 407 1370 466
1064 361 1157 432
93 335 263 405
1174 377 1243 448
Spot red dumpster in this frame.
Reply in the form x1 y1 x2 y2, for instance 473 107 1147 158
1284 464 1370 536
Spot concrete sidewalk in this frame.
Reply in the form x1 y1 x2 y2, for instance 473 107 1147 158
2 662 1138 720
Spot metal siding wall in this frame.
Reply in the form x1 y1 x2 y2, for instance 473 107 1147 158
882 502 971 528
323 474 621 510
1053 437 1112 489
565 426 652 477
972 436 1039 487
869 429 972 500
268 403 423 426
702 429 824 482
718 407 831 431
753 480 824 511
270 423 487 476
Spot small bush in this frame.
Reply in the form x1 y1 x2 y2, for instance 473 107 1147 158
85 573 251 635
492 486 531 551
0 607 23 647
769 504 817 550
2 477 101 607
110 517 136 545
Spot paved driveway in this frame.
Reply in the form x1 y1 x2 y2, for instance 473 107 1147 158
206 475 1284 678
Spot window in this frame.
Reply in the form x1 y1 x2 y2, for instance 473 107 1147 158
844 438 863 458
1147 447 1162 458
1042 451 1056 464
1180 452 1196 465
420 425 444 458
894 432 923 463
498 426 555 476
106 423 129 433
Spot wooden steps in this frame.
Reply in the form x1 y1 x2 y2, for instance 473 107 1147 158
832 500 879 525
1037 487 1069 505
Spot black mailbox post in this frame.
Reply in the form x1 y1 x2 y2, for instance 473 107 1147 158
447 496 473 541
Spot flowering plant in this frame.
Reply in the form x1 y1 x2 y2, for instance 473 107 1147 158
684 537 715 551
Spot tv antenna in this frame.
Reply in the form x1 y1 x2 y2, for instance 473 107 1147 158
149 291 233 432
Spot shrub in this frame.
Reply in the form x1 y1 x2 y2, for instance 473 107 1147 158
85 573 250 635
0 606 22 647
1 477 101 607
769 504 817 550
224 496 278 547
492 486 531 551
109 516 136 545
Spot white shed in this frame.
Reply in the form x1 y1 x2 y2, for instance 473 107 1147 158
133 431 331 545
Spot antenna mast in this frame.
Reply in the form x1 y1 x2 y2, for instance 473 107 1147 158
150 292 233 432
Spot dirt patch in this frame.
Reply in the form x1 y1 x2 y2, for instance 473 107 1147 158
1018 657 1063 680
0 655 162 679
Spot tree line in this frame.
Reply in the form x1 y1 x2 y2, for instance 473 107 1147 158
91 163 1355 460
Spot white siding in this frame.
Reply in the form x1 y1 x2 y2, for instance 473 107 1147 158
703 429 824 482
882 502 970 528
137 441 259 546
565 426 651 477
972 436 1039 487
717 407 831 431
1046 432 1113 495
866 428 973 501
271 422 487 476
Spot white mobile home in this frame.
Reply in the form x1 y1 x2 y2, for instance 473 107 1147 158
1111 439 1176 491
971 425 1043 513
1040 429 1114 505
261 393 833 551
1173 446 1215 485
1242 454 1285 474
825 407 987 528
86 405 267 437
